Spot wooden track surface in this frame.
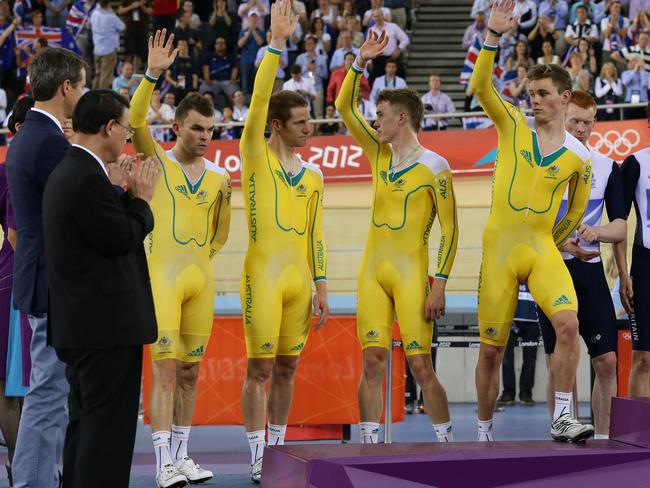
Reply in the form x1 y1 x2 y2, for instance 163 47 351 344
213 175 637 295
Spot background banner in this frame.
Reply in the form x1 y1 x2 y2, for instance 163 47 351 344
0 119 643 184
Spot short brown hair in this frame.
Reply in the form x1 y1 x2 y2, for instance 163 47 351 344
267 90 308 127
527 63 572 94
376 88 424 132
29 48 86 102
569 90 597 111
175 92 214 122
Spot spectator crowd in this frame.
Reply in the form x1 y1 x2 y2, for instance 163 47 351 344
0 0 646 141
465 0 650 120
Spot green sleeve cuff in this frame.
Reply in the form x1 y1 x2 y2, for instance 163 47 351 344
482 44 498 52
267 47 282 55
144 72 159 83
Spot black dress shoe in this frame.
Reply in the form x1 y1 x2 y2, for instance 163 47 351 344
497 391 515 405
519 392 535 405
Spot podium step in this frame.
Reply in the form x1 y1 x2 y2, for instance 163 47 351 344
610 397 650 448
262 440 650 487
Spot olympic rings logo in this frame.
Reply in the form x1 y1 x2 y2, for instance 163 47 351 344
589 129 641 157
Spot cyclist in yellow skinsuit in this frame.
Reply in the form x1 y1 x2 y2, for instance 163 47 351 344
336 31 458 444
131 30 231 487
471 0 594 444
238 1 329 482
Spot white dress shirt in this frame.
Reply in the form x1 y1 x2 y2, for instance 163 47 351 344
72 143 108 178
369 75 407 103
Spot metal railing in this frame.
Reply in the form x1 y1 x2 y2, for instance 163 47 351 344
114 100 647 130
5 100 635 136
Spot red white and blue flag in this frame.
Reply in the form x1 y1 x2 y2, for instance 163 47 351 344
460 35 504 85
66 1 97 38
15 25 81 54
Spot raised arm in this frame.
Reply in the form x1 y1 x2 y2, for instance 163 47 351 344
239 0 297 157
210 173 232 258
131 29 178 158
335 30 386 158
552 159 592 246
470 0 519 129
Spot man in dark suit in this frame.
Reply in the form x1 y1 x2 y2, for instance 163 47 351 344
43 89 160 487
5 48 86 488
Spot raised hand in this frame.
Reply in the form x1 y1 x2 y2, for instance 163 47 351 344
270 0 299 48
146 29 179 79
359 29 389 63
488 0 518 35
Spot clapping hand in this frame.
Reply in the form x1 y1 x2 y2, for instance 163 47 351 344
107 154 135 187
127 157 161 203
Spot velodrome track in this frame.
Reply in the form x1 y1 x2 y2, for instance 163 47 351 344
212 175 636 297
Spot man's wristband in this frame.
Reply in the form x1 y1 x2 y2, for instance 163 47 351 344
487 27 502 37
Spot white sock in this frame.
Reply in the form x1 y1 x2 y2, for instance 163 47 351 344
247 430 266 464
152 430 174 472
359 421 380 444
594 434 609 440
433 421 453 442
267 423 287 446
170 425 190 461
553 391 572 420
478 419 494 441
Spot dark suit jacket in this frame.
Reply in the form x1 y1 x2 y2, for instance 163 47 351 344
43 145 157 349
5 110 70 314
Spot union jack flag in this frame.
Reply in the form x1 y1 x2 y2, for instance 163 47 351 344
460 35 504 85
66 1 97 38
15 25 81 54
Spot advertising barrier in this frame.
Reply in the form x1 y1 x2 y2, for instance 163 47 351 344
142 316 406 431
1 119 643 185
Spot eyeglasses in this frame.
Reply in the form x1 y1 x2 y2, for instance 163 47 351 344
114 120 134 140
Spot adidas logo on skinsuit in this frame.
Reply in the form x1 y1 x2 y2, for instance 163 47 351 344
553 295 572 307
187 345 205 358
405 340 422 351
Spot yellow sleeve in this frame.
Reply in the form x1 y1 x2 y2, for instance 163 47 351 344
239 48 281 159
469 44 518 130
130 74 160 158
308 178 327 282
431 169 459 279
210 173 232 259
552 159 592 246
334 64 382 164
